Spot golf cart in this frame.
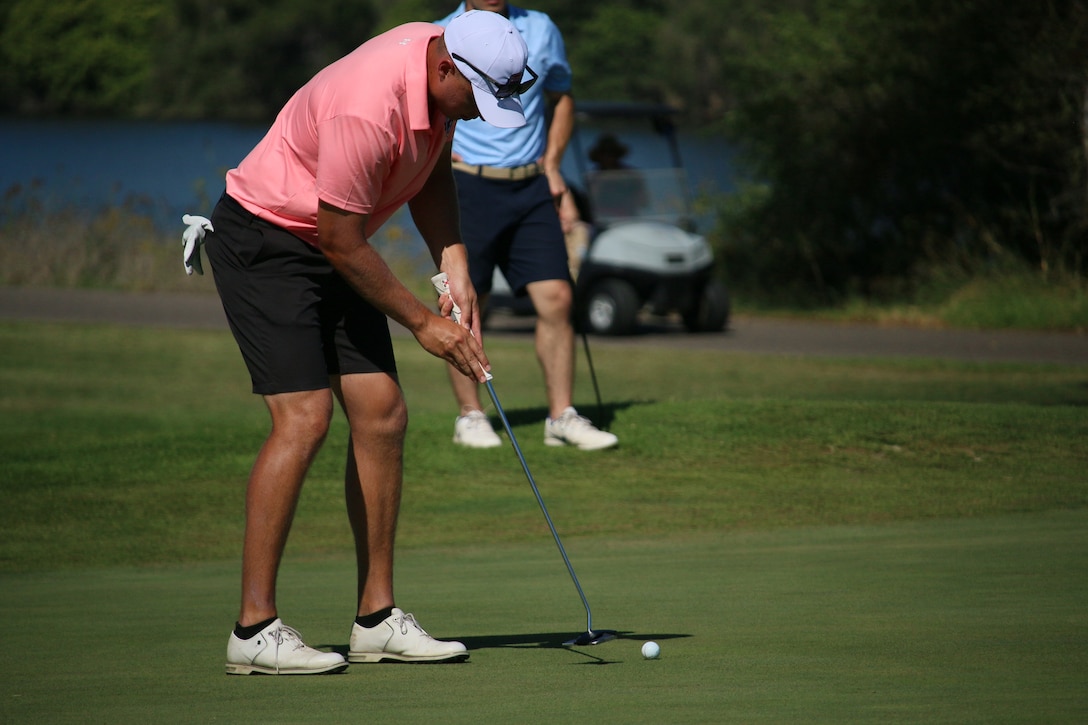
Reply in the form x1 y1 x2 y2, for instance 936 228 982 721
489 101 729 336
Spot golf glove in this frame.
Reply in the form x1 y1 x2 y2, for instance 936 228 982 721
181 214 214 276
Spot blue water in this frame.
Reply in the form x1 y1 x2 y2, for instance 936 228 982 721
0 118 735 231
1 118 264 226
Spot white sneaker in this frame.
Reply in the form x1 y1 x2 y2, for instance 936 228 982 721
348 608 468 663
453 410 502 448
544 407 618 451
225 619 347 675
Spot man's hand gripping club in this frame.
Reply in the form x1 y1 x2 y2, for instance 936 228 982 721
432 272 493 382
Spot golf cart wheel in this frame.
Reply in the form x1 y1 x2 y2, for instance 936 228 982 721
583 279 640 336
682 280 730 333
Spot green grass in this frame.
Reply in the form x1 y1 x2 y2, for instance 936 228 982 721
1 321 1085 570
744 265 1088 332
1 515 1085 723
938 269 1088 330
0 320 1085 722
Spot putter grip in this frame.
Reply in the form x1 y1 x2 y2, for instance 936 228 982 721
430 272 461 324
431 272 493 381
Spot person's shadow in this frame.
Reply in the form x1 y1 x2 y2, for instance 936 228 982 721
325 631 691 665
488 399 643 433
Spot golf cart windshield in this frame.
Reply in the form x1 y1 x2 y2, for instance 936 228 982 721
570 102 696 231
585 167 690 228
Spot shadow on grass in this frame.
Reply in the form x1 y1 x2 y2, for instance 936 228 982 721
455 631 690 651
484 399 648 432
323 632 691 652
322 631 691 665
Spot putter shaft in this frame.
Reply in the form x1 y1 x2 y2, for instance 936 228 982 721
481 378 598 635
430 272 607 641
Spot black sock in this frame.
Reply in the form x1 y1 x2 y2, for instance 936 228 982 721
234 616 278 640
355 607 394 628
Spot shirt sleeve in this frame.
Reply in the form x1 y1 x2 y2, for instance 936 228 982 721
540 17 572 93
314 115 393 215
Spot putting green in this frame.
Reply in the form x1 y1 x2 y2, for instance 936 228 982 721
1 510 1085 723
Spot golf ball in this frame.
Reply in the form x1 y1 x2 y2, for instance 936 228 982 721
641 641 660 659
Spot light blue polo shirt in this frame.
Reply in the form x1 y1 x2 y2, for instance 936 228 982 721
436 4 572 167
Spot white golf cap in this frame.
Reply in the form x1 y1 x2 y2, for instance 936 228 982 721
444 10 530 128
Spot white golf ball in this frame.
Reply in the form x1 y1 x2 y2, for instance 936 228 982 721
641 641 660 659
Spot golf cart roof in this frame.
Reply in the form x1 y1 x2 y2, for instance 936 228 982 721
574 101 680 122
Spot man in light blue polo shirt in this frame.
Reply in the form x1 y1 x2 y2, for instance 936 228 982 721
437 0 619 451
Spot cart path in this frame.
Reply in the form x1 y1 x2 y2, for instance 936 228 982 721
1 285 1085 366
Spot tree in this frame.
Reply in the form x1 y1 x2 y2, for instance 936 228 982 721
564 5 663 102
144 0 378 121
0 0 164 115
716 0 1088 303
373 0 450 32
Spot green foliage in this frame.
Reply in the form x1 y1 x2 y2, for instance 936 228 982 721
715 0 1088 301
144 0 379 121
373 0 451 31
3 0 1086 311
564 5 662 102
935 267 1088 330
650 0 792 121
0 0 164 115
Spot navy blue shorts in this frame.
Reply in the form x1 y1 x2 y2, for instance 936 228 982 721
454 172 569 296
204 194 397 395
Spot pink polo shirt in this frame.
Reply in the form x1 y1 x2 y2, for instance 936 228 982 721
225 22 453 248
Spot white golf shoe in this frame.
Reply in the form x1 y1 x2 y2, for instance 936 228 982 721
544 407 618 450
348 608 468 663
453 410 502 448
225 619 347 675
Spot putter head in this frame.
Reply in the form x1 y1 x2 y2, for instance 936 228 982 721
564 629 617 646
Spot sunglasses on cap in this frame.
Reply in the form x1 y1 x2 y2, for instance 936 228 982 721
452 53 538 99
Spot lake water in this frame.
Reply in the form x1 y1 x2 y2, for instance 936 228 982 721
0 118 736 232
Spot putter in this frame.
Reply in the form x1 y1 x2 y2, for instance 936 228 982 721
433 274 616 646
580 329 605 429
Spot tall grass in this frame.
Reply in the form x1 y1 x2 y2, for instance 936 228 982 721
0 201 190 292
816 263 1088 331
4 190 1086 330
937 267 1088 330
0 194 433 297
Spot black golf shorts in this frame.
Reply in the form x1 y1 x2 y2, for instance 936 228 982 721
205 193 397 395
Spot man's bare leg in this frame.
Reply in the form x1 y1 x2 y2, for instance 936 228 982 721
527 279 575 419
447 363 486 416
334 373 407 617
238 389 333 626
339 372 469 662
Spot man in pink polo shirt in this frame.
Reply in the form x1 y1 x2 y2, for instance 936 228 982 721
198 11 532 675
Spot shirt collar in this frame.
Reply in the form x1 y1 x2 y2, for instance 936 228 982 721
406 29 440 132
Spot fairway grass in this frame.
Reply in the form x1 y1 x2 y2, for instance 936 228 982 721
1 512 1085 723
1 321 1085 571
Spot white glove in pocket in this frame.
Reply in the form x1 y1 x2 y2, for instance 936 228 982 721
181 214 214 276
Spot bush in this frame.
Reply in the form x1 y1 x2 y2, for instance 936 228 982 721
717 0 1088 301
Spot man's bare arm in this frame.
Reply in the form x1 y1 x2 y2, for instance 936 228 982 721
542 90 575 198
317 200 490 381
408 141 483 340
